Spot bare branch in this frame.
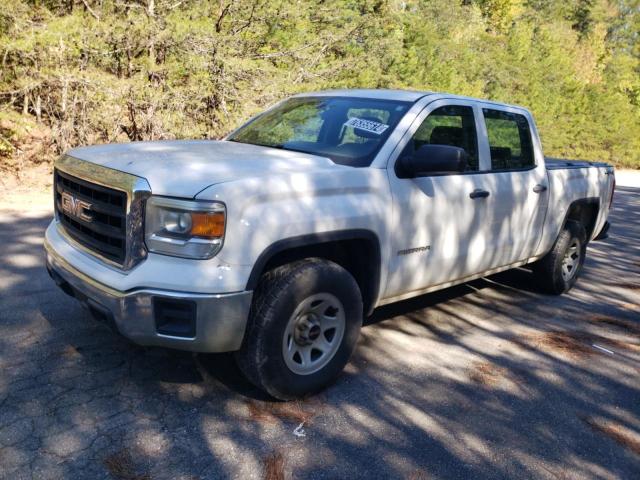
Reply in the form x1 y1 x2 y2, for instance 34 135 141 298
232 0 261 35
216 1 232 33
169 0 186 10
80 0 100 20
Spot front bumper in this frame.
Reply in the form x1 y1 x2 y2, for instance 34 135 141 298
45 239 252 353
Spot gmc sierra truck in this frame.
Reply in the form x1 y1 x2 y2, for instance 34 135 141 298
45 90 615 399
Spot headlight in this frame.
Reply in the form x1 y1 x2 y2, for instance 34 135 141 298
145 197 226 259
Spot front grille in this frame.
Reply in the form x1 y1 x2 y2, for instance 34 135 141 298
55 169 128 264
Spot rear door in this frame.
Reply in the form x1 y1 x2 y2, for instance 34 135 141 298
479 105 548 265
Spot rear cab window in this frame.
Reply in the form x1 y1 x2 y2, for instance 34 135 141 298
483 109 535 170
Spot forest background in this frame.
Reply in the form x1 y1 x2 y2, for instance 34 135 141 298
1 0 638 185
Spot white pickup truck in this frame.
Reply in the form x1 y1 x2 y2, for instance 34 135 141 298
45 89 615 399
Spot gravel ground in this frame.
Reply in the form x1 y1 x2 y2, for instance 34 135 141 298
0 180 638 480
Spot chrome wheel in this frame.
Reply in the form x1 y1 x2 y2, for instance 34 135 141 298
282 293 346 375
561 240 581 281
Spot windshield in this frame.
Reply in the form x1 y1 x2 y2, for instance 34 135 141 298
228 97 412 167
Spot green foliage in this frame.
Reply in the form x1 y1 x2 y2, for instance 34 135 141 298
473 0 520 31
0 0 638 169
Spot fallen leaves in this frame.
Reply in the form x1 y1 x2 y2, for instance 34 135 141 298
246 397 323 425
530 331 595 359
407 470 428 480
581 416 640 456
468 361 507 387
524 329 640 358
262 450 285 480
103 449 151 480
57 345 82 360
588 315 640 336
619 302 640 312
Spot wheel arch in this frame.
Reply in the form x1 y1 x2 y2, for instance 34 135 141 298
246 229 382 316
562 197 600 240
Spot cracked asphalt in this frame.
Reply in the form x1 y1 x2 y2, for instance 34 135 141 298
1 182 639 480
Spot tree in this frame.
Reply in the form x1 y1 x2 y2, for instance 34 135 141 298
1 0 638 171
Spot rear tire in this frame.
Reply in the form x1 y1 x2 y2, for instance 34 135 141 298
532 221 587 295
235 258 363 400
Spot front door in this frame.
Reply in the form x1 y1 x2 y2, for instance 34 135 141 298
384 99 496 299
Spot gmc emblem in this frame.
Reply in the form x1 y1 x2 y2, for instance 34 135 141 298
61 191 93 223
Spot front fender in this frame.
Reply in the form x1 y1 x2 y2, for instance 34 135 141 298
196 168 392 303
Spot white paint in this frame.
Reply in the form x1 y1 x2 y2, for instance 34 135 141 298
293 422 306 437
48 91 615 313
592 344 615 355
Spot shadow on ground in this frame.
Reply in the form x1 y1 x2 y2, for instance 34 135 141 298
0 187 638 479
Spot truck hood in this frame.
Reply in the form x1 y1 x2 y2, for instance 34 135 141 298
67 140 341 197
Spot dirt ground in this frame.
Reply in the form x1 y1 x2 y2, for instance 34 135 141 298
0 164 52 211
0 167 638 479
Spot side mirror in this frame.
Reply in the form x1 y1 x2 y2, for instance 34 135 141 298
399 144 469 177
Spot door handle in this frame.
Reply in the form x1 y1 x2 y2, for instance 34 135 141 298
469 189 490 199
533 184 548 193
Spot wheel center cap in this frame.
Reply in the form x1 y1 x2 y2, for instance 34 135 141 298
294 313 321 346
308 325 321 341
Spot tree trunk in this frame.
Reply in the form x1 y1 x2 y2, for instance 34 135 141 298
35 95 42 122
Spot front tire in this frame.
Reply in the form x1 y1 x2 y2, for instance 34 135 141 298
235 258 363 400
532 221 587 295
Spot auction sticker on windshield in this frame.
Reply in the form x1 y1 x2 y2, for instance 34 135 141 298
344 117 389 135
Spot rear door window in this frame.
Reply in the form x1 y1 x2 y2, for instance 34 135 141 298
483 109 535 170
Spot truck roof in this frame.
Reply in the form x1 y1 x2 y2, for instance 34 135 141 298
294 89 430 102
295 89 529 112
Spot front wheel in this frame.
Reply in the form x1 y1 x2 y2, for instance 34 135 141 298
532 221 587 295
235 258 362 400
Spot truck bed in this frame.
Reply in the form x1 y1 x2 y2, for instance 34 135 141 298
543 157 615 248
545 157 611 170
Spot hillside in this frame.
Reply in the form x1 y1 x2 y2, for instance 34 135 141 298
1 0 639 178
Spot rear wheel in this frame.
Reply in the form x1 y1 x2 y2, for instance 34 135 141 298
235 258 362 400
532 220 587 295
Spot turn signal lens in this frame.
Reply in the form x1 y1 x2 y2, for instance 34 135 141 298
190 212 225 238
